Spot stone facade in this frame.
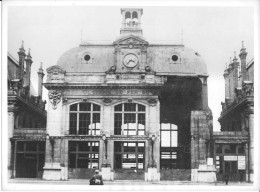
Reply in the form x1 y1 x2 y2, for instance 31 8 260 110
215 43 254 182
41 8 214 182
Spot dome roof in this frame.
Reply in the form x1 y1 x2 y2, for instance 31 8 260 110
56 44 208 76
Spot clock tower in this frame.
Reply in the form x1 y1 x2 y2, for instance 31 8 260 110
108 8 150 74
120 8 143 37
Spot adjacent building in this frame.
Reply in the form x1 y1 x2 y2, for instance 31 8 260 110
8 43 47 178
42 8 215 182
214 43 254 182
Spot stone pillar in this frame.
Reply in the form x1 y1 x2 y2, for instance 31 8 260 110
8 102 17 178
43 90 62 180
100 102 114 180
190 111 216 182
245 142 249 182
248 113 254 182
199 77 210 111
145 99 160 182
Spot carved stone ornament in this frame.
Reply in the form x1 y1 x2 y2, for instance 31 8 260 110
49 90 62 109
147 98 157 106
46 65 66 82
103 98 112 105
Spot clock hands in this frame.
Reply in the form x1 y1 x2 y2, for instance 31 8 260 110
127 59 135 64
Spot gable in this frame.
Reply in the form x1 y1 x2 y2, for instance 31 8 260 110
113 35 149 46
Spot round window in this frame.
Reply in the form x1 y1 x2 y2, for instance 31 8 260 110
171 55 178 62
84 55 91 61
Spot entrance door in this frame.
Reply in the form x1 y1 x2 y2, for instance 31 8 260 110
114 141 145 180
16 154 37 178
15 141 45 178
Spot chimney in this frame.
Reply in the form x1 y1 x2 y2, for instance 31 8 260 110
239 41 248 82
17 41 26 85
24 48 33 91
38 62 45 98
223 63 230 99
232 51 239 89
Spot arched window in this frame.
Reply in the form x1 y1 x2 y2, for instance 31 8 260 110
69 102 101 135
125 11 131 19
114 103 145 135
132 11 138 19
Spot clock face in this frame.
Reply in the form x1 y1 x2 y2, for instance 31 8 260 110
123 54 138 68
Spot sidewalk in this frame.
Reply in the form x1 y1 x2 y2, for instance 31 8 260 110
8 178 253 186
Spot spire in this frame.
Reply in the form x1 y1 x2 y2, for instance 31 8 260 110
39 62 43 71
19 40 25 52
233 51 238 62
26 48 32 59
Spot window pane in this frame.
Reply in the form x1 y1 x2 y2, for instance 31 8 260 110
69 142 77 152
17 142 24 151
161 123 171 130
138 104 145 112
124 114 136 123
38 142 45 151
79 113 90 135
115 104 122 111
70 104 77 111
124 103 136 111
79 103 91 111
78 142 90 152
78 158 88 168
171 131 178 147
69 154 76 168
161 131 170 147
93 104 100 111
93 113 100 123
26 142 37 151
69 113 77 134
171 124 178 130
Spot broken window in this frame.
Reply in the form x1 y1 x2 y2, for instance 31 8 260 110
114 142 145 170
69 103 101 135
160 123 178 169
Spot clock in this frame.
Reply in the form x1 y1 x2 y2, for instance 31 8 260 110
123 53 138 68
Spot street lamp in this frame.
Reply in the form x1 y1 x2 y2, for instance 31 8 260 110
102 134 108 159
151 135 156 168
46 134 55 160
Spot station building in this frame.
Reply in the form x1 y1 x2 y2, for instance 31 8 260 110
9 8 216 182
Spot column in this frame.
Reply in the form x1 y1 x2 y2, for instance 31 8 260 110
43 90 63 180
8 106 16 178
248 113 254 182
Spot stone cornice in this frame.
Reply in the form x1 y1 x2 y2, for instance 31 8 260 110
44 83 162 90
8 95 46 118
218 97 253 122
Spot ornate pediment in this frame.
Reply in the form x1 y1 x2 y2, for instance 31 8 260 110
113 35 148 47
46 65 66 83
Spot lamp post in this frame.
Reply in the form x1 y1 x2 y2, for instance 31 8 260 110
102 134 107 159
46 134 55 161
151 135 156 168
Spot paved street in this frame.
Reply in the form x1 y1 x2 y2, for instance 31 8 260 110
8 178 253 186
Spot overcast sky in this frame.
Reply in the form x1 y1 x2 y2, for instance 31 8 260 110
6 4 255 131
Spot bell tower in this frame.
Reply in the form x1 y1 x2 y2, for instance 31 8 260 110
120 8 143 37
